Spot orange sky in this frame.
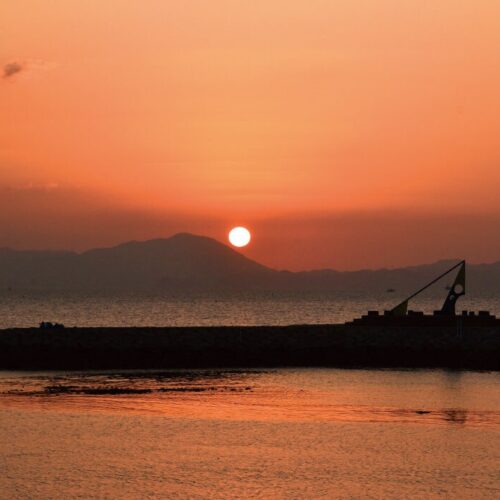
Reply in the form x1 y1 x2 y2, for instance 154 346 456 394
1 1 499 270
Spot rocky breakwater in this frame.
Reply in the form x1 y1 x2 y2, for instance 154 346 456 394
0 323 498 370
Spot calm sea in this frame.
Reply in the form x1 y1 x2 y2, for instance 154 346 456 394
0 368 499 498
1 293 499 498
0 291 498 328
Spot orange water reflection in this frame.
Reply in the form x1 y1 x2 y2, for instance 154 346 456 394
1 369 499 428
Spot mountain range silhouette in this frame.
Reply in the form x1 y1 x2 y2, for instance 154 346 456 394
0 232 498 294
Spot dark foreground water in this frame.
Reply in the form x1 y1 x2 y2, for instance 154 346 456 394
1 368 499 498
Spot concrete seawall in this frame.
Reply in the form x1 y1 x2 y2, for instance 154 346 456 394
0 324 498 370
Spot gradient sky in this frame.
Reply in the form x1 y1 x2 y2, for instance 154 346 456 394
1 1 499 270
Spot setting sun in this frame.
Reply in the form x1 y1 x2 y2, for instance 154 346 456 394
228 227 251 247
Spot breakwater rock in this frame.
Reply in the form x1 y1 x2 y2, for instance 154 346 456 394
0 324 498 370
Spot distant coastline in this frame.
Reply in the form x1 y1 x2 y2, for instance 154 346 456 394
1 233 500 295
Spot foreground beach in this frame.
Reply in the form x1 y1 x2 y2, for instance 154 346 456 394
1 323 499 370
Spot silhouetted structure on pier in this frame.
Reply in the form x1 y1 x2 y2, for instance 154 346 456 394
350 260 497 326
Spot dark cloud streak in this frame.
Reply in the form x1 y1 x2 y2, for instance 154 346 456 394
3 62 23 79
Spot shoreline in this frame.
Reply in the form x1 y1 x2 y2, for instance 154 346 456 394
0 323 499 371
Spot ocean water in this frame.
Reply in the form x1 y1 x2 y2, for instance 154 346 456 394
0 291 498 328
0 368 499 498
1 294 499 498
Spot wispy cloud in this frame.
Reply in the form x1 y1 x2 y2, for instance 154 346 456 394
3 62 23 79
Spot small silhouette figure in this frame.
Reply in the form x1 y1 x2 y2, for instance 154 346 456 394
39 322 65 329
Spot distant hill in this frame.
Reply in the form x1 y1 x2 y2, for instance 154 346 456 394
0 233 499 295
